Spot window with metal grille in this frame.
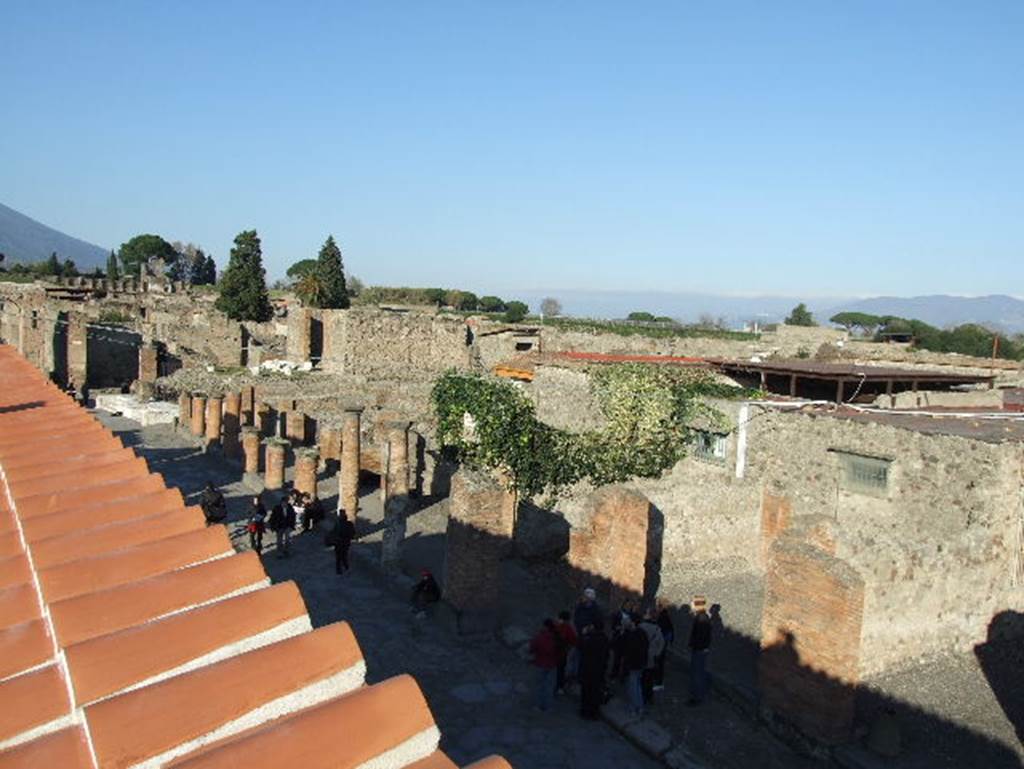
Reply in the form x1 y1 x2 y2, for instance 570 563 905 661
694 431 728 463
837 452 890 496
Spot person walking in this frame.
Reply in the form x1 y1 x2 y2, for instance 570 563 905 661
529 618 560 712
688 595 712 705
554 610 578 694
247 495 266 554
639 608 665 708
303 493 325 533
654 602 675 690
283 497 297 554
573 587 604 636
200 481 227 525
578 618 610 720
621 613 649 717
268 501 288 558
291 491 306 533
333 512 355 575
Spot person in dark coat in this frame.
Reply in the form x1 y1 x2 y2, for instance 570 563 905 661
333 512 355 575
247 495 266 554
200 482 226 525
621 614 649 716
572 587 604 636
654 603 675 689
302 494 325 533
578 618 610 720
268 501 288 558
688 595 712 705
410 570 441 611
529 619 560 712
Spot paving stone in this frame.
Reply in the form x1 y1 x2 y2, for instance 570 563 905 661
623 717 674 757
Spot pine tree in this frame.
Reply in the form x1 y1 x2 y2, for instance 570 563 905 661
215 230 273 321
313 235 349 309
203 254 217 285
46 252 60 275
106 251 120 280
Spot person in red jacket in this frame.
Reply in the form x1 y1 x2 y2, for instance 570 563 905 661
555 610 578 694
529 618 560 711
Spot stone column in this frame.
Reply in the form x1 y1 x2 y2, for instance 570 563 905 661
190 393 207 438
222 392 241 459
178 391 191 432
294 448 319 497
241 427 261 477
317 424 341 469
205 395 223 447
240 385 255 426
381 420 411 571
339 407 362 517
264 440 288 490
138 342 159 384
285 410 307 445
67 314 88 393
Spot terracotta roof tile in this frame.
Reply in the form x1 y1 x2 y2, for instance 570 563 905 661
168 675 437 769
407 751 460 769
38 526 233 603
0 421 106 453
66 581 309 705
0 620 52 682
0 434 123 472
0 726 93 769
0 665 71 748
0 585 41 633
86 622 365 769
464 758 514 769
0 556 32 592
8 457 149 500
31 507 206 570
0 533 22 561
1 447 136 485
49 551 267 648
15 474 166 520
21 490 185 543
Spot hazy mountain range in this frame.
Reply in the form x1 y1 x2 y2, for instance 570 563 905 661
3 202 1022 333
0 202 109 269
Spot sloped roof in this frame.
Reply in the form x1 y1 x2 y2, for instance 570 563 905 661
0 345 509 769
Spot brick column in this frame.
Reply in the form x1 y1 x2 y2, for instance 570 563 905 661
178 391 191 432
190 393 206 438
381 421 410 571
294 448 319 497
205 395 223 447
222 391 241 459
443 468 516 632
264 440 288 490
285 410 307 445
339 407 362 517
67 315 88 393
240 385 255 426
241 427 261 476
138 342 159 384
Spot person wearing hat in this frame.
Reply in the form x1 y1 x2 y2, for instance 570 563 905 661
573 587 605 637
688 595 712 705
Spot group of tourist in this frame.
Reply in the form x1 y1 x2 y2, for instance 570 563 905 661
529 588 712 719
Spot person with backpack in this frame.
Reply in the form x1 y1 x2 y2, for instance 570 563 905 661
268 500 288 558
246 495 266 554
200 481 227 526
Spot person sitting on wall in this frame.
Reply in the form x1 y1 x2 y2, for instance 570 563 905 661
410 569 442 612
200 481 227 525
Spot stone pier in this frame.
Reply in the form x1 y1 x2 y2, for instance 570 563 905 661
285 410 307 445
138 342 159 384
241 427 261 479
294 448 319 497
240 385 255 426
67 314 88 394
190 393 206 438
178 391 191 432
222 391 241 459
256 401 274 437
317 424 342 469
381 420 410 571
264 440 288 490
340 406 362 516
205 395 223 448
443 467 516 633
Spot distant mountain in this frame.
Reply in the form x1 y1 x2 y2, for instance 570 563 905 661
508 289 1024 334
0 202 109 270
826 295 1024 334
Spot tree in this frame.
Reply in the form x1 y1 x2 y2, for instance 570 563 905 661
45 252 60 275
215 230 273 321
784 303 816 326
286 259 318 282
503 300 528 323
118 234 178 277
446 290 478 311
540 297 562 317
61 258 78 277
829 311 883 336
295 271 326 307
347 275 364 297
201 254 217 285
106 250 120 280
424 288 447 306
313 235 349 309
479 296 506 313
627 311 656 322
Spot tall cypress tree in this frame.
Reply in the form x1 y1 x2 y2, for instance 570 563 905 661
45 251 60 275
314 235 349 309
106 250 120 280
203 254 217 285
215 230 272 321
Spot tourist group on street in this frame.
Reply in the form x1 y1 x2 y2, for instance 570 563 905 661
528 587 712 719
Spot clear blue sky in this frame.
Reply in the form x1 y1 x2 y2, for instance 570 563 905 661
2 1 1021 297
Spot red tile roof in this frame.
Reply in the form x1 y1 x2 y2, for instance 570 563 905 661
0 345 507 769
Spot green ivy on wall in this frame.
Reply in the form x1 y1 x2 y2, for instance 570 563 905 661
431 364 760 500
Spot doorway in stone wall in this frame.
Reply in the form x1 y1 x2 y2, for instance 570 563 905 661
309 317 324 366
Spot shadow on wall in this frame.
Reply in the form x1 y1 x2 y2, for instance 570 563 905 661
975 610 1024 748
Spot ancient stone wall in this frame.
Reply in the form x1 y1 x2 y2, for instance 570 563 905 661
531 364 606 434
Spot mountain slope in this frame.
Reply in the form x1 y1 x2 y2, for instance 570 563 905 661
0 202 109 269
